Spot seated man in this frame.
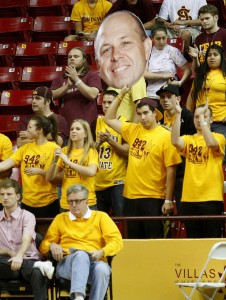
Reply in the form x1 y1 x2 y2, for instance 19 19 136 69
40 184 123 300
0 178 52 300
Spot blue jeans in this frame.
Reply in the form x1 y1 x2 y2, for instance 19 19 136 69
96 185 125 216
56 250 111 300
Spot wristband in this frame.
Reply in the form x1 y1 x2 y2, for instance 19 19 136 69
178 81 182 87
164 200 173 204
75 79 82 87
52 160 57 165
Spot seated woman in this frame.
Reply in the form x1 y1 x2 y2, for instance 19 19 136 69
0 115 60 218
46 119 98 211
144 25 192 110
186 44 226 133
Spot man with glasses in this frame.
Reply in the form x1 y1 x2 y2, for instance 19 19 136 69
40 184 123 300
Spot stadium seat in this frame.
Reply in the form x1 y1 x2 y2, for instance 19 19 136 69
0 90 33 115
14 41 58 67
0 67 22 90
19 66 66 90
0 16 34 43
167 37 184 53
32 16 74 42
0 43 16 67
0 0 29 18
28 0 70 18
64 0 79 16
57 40 96 65
0 115 22 141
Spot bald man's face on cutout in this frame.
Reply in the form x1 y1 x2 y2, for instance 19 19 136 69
95 13 152 89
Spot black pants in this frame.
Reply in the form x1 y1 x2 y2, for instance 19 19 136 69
181 201 224 238
123 197 164 238
0 257 47 300
21 199 60 218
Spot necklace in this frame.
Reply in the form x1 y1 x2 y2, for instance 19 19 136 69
206 29 219 45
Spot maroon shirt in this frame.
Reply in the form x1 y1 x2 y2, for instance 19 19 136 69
51 71 102 130
106 0 156 24
17 113 68 142
195 27 226 64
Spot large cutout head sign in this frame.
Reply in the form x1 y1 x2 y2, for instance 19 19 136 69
95 11 152 89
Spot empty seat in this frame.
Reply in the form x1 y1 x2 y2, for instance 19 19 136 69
0 0 29 18
19 65 66 90
0 17 34 43
0 115 22 141
0 67 22 90
32 16 73 42
14 41 58 67
0 43 16 67
0 90 33 115
28 0 70 18
57 40 96 65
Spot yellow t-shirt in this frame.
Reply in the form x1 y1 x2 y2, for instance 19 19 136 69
0 133 13 161
95 116 127 191
58 147 98 209
194 69 226 122
108 76 147 122
10 142 58 207
71 0 112 33
121 123 182 199
180 133 225 202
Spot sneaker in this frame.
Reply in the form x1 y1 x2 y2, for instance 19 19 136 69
33 261 54 279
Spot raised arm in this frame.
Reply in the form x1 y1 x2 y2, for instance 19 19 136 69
171 99 185 151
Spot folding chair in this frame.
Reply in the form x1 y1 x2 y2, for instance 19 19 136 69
167 37 185 53
14 41 58 67
19 65 66 90
57 40 96 65
0 90 33 115
0 16 34 43
0 67 22 90
28 0 69 18
176 242 226 300
32 16 73 42
0 0 29 18
0 43 16 67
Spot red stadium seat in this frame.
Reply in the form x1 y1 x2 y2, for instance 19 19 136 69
0 90 33 115
0 67 22 90
32 16 73 42
19 65 66 90
0 0 29 18
28 0 70 18
0 43 16 67
64 0 79 16
0 115 22 141
167 37 184 53
14 41 58 67
57 40 96 65
0 17 34 43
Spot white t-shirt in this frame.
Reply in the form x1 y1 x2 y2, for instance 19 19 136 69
146 44 187 99
159 0 207 29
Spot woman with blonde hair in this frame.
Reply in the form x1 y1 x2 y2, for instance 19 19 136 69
47 119 98 210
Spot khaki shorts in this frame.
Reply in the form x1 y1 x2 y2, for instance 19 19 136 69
167 27 200 43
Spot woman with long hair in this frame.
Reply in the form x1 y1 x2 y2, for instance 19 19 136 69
47 119 98 210
187 44 226 136
0 115 60 217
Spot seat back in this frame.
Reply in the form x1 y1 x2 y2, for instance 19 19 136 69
167 37 184 53
0 17 34 43
0 0 29 18
20 65 66 89
0 67 22 90
0 43 16 67
0 90 33 115
0 114 22 141
15 41 58 67
57 40 96 65
28 0 70 17
208 241 226 260
32 16 73 42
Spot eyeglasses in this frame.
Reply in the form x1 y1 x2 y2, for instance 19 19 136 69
68 199 87 205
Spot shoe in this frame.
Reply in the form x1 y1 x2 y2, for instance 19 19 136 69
33 261 55 279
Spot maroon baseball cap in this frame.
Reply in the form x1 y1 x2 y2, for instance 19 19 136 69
138 97 163 121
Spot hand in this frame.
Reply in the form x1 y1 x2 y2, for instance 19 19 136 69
168 23 181 33
8 255 23 271
90 249 104 261
19 131 31 140
188 45 199 59
161 124 172 131
162 202 174 215
118 85 130 99
172 19 186 26
24 168 43 176
97 131 108 144
168 79 181 87
54 148 62 159
7 250 16 258
50 243 66 262
65 65 79 84
164 73 175 80
172 97 182 114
